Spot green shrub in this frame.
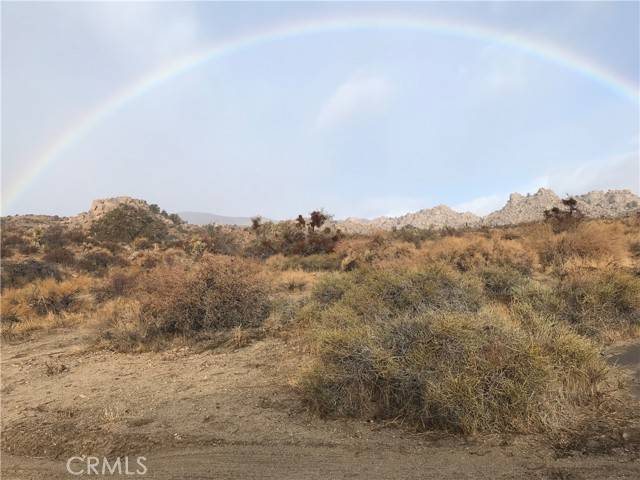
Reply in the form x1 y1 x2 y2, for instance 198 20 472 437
90 205 168 243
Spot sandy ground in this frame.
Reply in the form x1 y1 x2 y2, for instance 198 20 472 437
1 328 639 480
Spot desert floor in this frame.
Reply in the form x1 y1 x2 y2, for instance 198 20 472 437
2 328 639 480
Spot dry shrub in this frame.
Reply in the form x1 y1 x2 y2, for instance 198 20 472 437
480 265 529 303
272 269 316 293
312 264 484 319
43 247 76 265
334 236 416 270
247 220 339 258
264 296 308 335
1 260 61 289
298 308 610 434
558 269 640 339
92 269 139 301
132 237 153 250
267 253 343 272
41 225 68 249
425 234 535 274
99 255 270 349
1 277 93 331
1 232 27 258
533 221 628 269
94 299 148 352
89 204 168 243
511 267 640 341
78 248 126 275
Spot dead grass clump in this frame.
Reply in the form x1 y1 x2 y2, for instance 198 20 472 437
558 269 640 339
298 309 608 434
1 277 93 329
534 221 628 269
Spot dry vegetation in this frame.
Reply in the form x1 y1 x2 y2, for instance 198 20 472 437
1 205 639 451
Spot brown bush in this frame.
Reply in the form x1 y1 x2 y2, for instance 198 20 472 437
93 269 139 301
533 221 628 269
43 247 76 265
78 248 126 275
1 260 61 289
99 256 271 349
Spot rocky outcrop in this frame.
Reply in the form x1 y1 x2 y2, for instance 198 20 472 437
575 190 640 218
483 189 640 227
69 197 172 228
337 205 481 234
483 188 562 226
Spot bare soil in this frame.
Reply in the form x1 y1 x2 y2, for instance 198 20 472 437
2 328 639 479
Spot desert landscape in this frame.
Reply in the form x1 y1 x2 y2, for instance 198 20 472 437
1 191 639 479
3 2 639 479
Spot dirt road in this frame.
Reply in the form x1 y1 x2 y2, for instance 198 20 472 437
2 329 639 479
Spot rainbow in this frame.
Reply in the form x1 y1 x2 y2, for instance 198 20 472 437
5 14 639 210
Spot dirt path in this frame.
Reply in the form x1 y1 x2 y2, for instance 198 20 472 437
2 329 639 479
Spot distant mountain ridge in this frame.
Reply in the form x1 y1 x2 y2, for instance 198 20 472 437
60 189 639 231
335 189 639 233
177 211 252 226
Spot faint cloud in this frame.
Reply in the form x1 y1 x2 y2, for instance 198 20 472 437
453 177 548 215
453 194 504 216
479 45 528 92
316 72 392 129
86 3 202 65
454 153 638 216
548 152 639 195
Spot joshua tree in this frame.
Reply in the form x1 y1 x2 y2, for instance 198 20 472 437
309 210 328 232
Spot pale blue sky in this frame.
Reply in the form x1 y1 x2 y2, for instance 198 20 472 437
2 2 639 219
